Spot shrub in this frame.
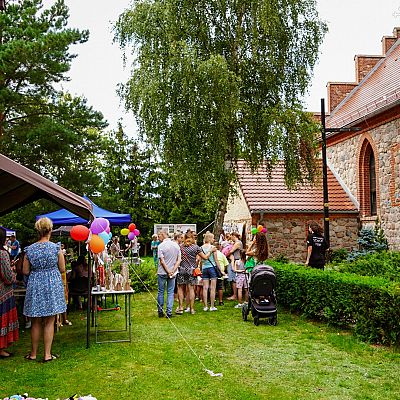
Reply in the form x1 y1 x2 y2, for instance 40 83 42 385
274 253 289 263
335 251 400 282
347 220 389 262
330 248 349 263
128 258 158 293
270 261 400 346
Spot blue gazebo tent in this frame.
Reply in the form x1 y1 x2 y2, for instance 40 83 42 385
0 225 16 236
36 196 131 225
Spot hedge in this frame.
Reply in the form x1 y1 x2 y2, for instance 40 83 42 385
270 262 400 346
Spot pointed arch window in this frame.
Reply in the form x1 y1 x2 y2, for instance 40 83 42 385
359 139 378 217
369 151 377 216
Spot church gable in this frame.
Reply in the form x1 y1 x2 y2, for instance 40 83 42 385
325 27 400 250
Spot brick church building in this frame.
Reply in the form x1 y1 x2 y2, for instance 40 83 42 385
224 27 400 262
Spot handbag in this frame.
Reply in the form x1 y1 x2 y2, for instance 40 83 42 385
193 266 202 277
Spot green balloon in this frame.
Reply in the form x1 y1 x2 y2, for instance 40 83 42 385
251 227 258 234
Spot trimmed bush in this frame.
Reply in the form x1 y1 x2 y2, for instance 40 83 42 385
270 262 400 346
333 251 400 281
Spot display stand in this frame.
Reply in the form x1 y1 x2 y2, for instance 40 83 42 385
91 288 134 344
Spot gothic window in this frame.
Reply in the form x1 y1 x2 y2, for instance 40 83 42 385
359 139 378 217
369 151 377 216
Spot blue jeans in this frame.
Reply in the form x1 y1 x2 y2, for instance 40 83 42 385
157 274 176 316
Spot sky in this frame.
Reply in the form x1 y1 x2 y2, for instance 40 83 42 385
48 0 400 134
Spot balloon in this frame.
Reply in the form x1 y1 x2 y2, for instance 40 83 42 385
128 232 136 241
261 227 267 233
70 225 90 242
120 228 129 236
105 226 110 234
257 225 263 232
133 229 140 236
98 231 110 244
90 218 110 234
128 223 136 232
89 234 105 253
251 227 258 235
109 232 113 240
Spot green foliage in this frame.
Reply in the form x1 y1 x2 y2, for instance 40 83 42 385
334 251 400 282
330 248 349 263
115 0 327 232
0 0 107 236
273 253 289 263
348 220 389 262
98 125 215 245
128 258 157 293
271 261 400 345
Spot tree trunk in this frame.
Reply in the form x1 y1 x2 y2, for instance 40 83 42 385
213 183 230 238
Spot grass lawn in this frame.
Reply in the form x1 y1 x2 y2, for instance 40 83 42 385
1 291 399 400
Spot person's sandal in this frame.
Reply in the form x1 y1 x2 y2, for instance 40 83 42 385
24 354 36 361
43 354 59 363
64 320 72 326
175 309 183 315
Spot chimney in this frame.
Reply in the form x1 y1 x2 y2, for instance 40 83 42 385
327 82 357 113
381 27 400 54
354 55 383 83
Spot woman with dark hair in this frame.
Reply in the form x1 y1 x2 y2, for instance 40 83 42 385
246 231 269 263
23 217 66 362
305 221 328 269
0 227 19 358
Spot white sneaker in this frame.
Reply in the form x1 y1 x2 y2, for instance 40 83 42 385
184 307 190 313
234 303 243 308
203 307 209 311
210 307 218 311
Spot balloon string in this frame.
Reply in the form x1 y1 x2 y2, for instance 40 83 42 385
128 258 223 377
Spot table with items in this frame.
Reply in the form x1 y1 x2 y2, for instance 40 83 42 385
91 288 134 344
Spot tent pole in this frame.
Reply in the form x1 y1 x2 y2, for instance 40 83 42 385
86 251 92 349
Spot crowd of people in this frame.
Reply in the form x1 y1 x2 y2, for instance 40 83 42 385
155 227 276 318
0 217 328 361
155 221 328 319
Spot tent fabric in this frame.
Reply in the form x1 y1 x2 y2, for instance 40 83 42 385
37 196 131 226
0 225 16 236
0 153 93 221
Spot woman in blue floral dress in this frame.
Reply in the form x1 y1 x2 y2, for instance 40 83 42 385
23 217 66 362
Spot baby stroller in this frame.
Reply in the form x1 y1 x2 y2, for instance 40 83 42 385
242 264 277 326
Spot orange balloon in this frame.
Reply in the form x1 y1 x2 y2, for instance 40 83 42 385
89 234 105 253
129 223 136 232
257 225 263 232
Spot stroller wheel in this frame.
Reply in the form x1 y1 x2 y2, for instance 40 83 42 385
268 316 278 326
253 317 260 326
242 304 248 321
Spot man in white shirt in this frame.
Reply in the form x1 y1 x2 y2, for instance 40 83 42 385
157 230 181 318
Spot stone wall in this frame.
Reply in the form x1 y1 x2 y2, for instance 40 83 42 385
252 213 359 263
327 117 400 250
327 135 359 199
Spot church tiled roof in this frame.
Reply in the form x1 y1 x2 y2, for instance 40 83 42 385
236 160 358 213
327 37 400 129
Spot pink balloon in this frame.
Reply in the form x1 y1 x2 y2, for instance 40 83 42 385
262 227 267 233
105 226 110 234
133 229 140 236
128 232 136 241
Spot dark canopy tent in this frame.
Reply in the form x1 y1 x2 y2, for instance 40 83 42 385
36 196 131 225
0 154 93 220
